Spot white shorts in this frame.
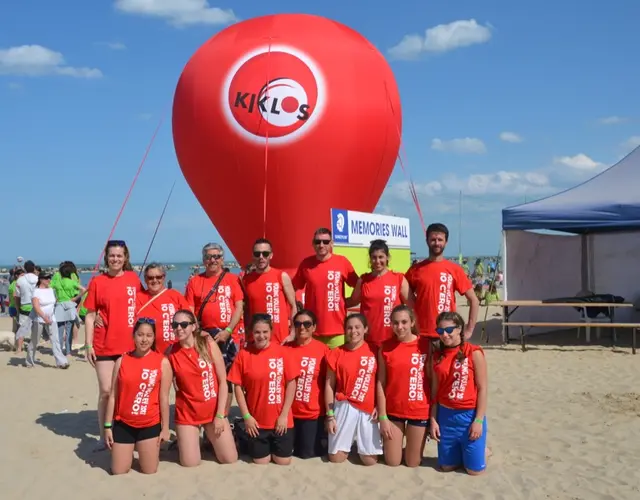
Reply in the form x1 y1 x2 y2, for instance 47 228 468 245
328 400 383 456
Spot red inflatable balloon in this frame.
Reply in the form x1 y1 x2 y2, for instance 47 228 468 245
173 13 401 269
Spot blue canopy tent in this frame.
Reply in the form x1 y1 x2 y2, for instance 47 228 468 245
500 146 640 331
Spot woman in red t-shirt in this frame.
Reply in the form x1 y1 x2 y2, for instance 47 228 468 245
287 309 329 459
136 263 189 355
168 309 238 467
429 311 488 475
325 313 382 466
227 313 297 465
84 240 143 448
377 305 430 467
347 240 410 348
103 317 173 474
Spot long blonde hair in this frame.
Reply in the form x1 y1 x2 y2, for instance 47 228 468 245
174 309 212 364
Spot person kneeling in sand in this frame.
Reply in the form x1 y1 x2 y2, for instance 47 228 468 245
104 318 172 474
429 312 488 475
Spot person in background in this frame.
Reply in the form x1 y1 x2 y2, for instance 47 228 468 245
484 283 500 305
8 268 24 336
430 311 488 475
347 239 410 348
286 309 329 459
84 240 143 450
376 305 430 467
325 313 381 466
136 263 189 355
104 318 172 475
168 309 237 467
473 259 484 284
0 273 8 314
26 271 69 369
14 260 39 353
293 228 358 349
53 261 86 356
243 238 298 345
469 284 485 306
228 313 297 465
405 223 478 341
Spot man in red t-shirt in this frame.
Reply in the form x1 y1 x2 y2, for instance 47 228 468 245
243 238 298 344
185 242 244 371
405 223 478 340
292 228 358 349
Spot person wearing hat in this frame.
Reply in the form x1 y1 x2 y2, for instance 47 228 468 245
26 271 69 369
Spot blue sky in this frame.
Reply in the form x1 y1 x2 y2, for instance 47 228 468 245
2 0 639 265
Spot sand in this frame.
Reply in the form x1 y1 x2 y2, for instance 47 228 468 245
1 308 639 500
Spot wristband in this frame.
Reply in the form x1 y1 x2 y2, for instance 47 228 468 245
225 327 233 334
85 344 93 349
474 418 484 424
326 409 335 417
242 413 251 420
103 422 112 429
378 415 389 421
216 413 226 419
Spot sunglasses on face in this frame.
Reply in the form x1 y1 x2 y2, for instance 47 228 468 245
253 251 271 258
435 326 458 335
313 239 331 246
137 317 156 325
107 239 126 247
205 254 223 261
172 320 194 330
145 274 165 282
294 320 314 329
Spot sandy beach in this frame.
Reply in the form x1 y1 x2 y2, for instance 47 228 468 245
1 308 639 500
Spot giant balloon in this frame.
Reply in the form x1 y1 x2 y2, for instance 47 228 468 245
173 13 401 269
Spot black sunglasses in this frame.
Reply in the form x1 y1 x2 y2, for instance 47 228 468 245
294 320 314 329
435 326 458 335
313 239 331 245
172 320 194 330
107 239 126 247
253 251 271 258
145 274 165 281
205 254 223 261
137 317 156 325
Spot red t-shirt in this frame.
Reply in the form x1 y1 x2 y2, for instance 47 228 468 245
243 268 291 344
326 341 377 414
184 272 244 339
380 337 430 420
135 289 189 354
292 254 358 336
360 271 404 347
405 259 472 339
114 351 164 428
433 343 483 410
84 271 143 356
227 342 297 429
287 339 330 420
169 343 219 425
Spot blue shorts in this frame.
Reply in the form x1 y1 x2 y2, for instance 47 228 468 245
437 406 487 472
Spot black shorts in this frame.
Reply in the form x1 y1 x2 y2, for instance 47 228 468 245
95 354 122 362
248 428 294 459
293 417 326 459
388 415 429 428
112 421 161 444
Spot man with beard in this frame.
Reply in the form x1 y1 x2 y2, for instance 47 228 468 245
406 223 478 340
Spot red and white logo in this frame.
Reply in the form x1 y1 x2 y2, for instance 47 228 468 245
222 45 325 145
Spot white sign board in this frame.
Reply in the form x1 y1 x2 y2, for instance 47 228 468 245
331 209 410 248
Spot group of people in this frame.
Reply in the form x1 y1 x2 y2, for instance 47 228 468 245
20 221 489 475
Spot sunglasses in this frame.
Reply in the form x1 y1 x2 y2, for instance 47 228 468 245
107 239 126 247
145 274 165 282
205 254 223 261
137 317 156 325
435 326 458 335
171 320 194 330
294 320 314 329
253 251 271 258
313 239 331 246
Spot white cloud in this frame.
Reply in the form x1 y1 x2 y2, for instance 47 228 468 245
598 116 627 125
388 19 492 60
0 45 102 78
499 131 523 143
441 171 553 196
384 180 443 201
432 137 487 154
554 153 603 171
621 136 640 152
114 0 237 27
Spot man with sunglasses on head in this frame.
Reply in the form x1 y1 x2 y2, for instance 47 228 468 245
292 228 358 349
243 238 298 345
405 223 478 341
185 243 244 383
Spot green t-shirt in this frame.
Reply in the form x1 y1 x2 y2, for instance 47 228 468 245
485 292 500 304
8 281 17 308
53 277 81 302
